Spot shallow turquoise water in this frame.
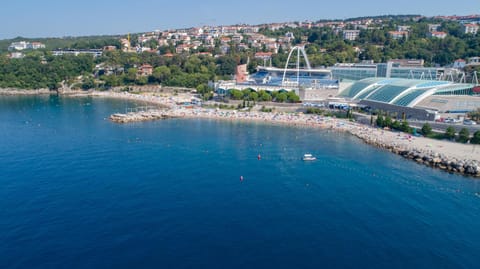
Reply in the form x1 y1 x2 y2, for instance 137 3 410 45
1 95 480 268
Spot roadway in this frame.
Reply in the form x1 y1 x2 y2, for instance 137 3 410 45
408 120 480 134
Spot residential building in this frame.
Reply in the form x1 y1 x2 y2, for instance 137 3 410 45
235 64 248 83
231 34 243 43
29 42 45 49
103 46 117 51
176 44 190 54
397 25 411 32
428 24 441 32
52 49 103 57
468 57 480 65
462 23 479 34
8 41 29 51
9 52 24 59
254 52 272 65
453 59 466 69
138 64 153 76
343 30 360 41
428 31 447 39
388 31 409 40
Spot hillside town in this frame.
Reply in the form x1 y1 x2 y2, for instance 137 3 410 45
6 14 480 66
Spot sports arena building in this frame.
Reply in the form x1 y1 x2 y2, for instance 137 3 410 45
338 77 480 120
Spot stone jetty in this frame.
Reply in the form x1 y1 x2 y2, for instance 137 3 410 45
109 110 177 123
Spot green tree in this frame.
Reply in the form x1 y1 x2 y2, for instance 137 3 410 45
384 115 393 128
445 126 456 140
249 91 259 102
421 123 433 136
391 120 401 130
400 120 411 133
152 66 171 83
471 131 480 144
287 91 300 103
229 89 243 100
135 76 148 85
276 92 288 103
467 108 480 122
81 77 95 90
258 90 272 102
376 115 384 128
457 128 470 143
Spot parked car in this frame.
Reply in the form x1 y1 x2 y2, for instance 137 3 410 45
463 119 477 125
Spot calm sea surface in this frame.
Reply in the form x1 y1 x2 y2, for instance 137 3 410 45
1 95 480 269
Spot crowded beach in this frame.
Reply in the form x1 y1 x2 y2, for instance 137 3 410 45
83 90 480 177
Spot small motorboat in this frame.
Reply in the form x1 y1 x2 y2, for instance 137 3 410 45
303 154 316 161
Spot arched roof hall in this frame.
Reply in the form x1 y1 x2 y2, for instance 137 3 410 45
338 78 476 107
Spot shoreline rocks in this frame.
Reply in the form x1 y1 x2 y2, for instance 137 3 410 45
0 88 51 95
350 131 480 178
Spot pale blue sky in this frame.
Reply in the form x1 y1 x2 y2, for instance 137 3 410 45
1 0 477 39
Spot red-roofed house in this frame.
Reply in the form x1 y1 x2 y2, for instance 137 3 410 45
138 64 153 76
453 59 466 69
428 31 447 39
388 31 409 40
463 24 479 35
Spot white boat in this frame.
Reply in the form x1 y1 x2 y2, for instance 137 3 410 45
303 154 316 161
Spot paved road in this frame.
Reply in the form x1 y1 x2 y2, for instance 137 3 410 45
352 112 480 134
408 121 480 134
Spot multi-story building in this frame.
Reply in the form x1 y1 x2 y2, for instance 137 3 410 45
138 64 153 76
29 42 45 49
462 23 479 35
8 41 29 51
428 24 441 32
8 41 45 51
343 30 360 41
397 25 411 32
388 31 409 40
428 31 447 39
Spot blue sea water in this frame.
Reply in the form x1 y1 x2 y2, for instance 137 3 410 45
1 95 480 269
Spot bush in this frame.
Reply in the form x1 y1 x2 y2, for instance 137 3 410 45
376 115 384 127
421 123 433 136
445 126 456 140
471 131 480 144
457 128 470 143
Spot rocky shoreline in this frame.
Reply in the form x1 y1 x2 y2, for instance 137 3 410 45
0 88 51 95
349 130 480 177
